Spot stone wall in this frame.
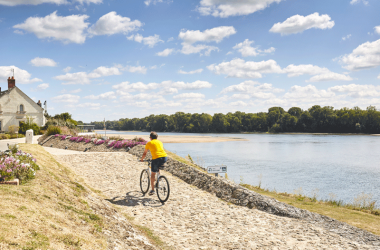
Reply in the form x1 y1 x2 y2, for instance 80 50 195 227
40 136 380 245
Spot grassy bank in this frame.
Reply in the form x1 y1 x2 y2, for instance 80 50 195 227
241 183 380 236
0 144 164 250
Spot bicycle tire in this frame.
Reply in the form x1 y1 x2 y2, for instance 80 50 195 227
156 175 170 203
140 169 150 194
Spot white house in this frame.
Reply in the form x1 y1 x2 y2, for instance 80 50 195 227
0 76 46 132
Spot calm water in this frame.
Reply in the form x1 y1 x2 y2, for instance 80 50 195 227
100 131 380 205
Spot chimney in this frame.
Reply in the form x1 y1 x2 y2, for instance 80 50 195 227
8 76 15 89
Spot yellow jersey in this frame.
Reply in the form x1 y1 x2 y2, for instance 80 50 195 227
145 139 167 160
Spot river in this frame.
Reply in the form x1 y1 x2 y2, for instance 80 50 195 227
99 131 380 206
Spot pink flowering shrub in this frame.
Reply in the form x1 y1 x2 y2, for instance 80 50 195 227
60 135 67 140
95 140 105 145
69 137 78 141
105 139 110 144
0 150 39 183
107 141 116 147
77 137 84 142
84 138 91 144
55 134 60 137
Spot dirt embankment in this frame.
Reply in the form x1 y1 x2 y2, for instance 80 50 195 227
0 144 156 250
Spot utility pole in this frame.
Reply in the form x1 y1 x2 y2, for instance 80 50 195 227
104 118 106 137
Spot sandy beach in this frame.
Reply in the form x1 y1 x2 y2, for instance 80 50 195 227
99 132 247 143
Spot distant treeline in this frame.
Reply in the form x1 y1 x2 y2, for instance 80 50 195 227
90 105 380 134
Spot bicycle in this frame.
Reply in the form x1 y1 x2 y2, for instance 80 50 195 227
140 159 170 203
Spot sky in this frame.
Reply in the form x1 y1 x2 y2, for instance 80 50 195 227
0 0 379 122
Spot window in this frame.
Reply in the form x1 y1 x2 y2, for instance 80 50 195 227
20 104 24 112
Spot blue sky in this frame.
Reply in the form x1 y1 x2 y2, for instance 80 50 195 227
0 0 379 122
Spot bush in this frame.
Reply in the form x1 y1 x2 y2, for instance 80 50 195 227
0 134 11 140
8 125 19 135
46 126 62 136
19 121 40 135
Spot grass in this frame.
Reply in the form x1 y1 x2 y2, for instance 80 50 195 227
0 144 107 249
240 183 380 236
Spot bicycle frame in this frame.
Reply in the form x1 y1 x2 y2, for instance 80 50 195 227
145 160 161 187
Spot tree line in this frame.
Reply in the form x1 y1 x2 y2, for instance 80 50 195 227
89 105 380 134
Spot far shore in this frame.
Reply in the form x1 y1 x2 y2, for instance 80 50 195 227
95 131 247 143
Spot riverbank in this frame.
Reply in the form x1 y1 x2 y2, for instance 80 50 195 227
45 146 379 249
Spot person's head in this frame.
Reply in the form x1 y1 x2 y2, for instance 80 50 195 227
150 131 158 140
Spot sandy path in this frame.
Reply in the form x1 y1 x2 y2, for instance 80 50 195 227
44 148 376 250
102 134 247 143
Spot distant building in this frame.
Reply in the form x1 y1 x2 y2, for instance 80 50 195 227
0 76 46 132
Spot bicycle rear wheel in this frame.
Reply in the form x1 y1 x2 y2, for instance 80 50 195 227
156 176 170 203
140 169 150 194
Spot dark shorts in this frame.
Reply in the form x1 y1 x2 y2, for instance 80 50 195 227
151 157 167 173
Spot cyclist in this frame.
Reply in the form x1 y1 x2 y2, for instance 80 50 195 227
140 131 167 195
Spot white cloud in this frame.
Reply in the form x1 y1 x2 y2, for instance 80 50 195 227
127 34 163 48
178 26 236 56
113 80 212 93
197 0 282 18
63 67 72 73
30 57 57 67
51 94 80 103
88 66 121 78
156 48 175 57
230 101 248 107
342 34 352 41
283 64 330 77
207 58 282 78
84 91 116 100
144 0 163 6
71 88 82 93
13 11 89 44
329 84 380 98
378 74 380 79
167 37 174 42
74 102 101 110
173 93 205 99
113 81 158 92
375 26 380 35
350 0 368 5
269 12 335 35
88 12 142 36
0 0 66 6
179 26 236 44
123 65 147 74
0 66 42 84
75 0 102 4
283 85 335 100
54 66 121 85
170 80 212 90
307 72 353 82
178 68 203 74
181 43 218 56
220 80 281 99
37 83 49 90
0 0 101 6
340 39 380 71
233 39 275 57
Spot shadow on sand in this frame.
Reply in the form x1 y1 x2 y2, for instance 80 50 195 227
106 191 163 207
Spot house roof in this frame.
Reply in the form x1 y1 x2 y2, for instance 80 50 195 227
0 87 44 111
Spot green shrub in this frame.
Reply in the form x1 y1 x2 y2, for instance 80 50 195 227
0 134 11 140
46 126 62 136
19 121 40 135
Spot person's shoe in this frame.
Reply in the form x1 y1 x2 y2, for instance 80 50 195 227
149 190 155 196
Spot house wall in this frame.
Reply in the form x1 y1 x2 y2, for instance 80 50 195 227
0 87 45 132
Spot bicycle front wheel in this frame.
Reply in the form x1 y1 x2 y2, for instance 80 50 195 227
140 169 150 194
156 176 170 203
